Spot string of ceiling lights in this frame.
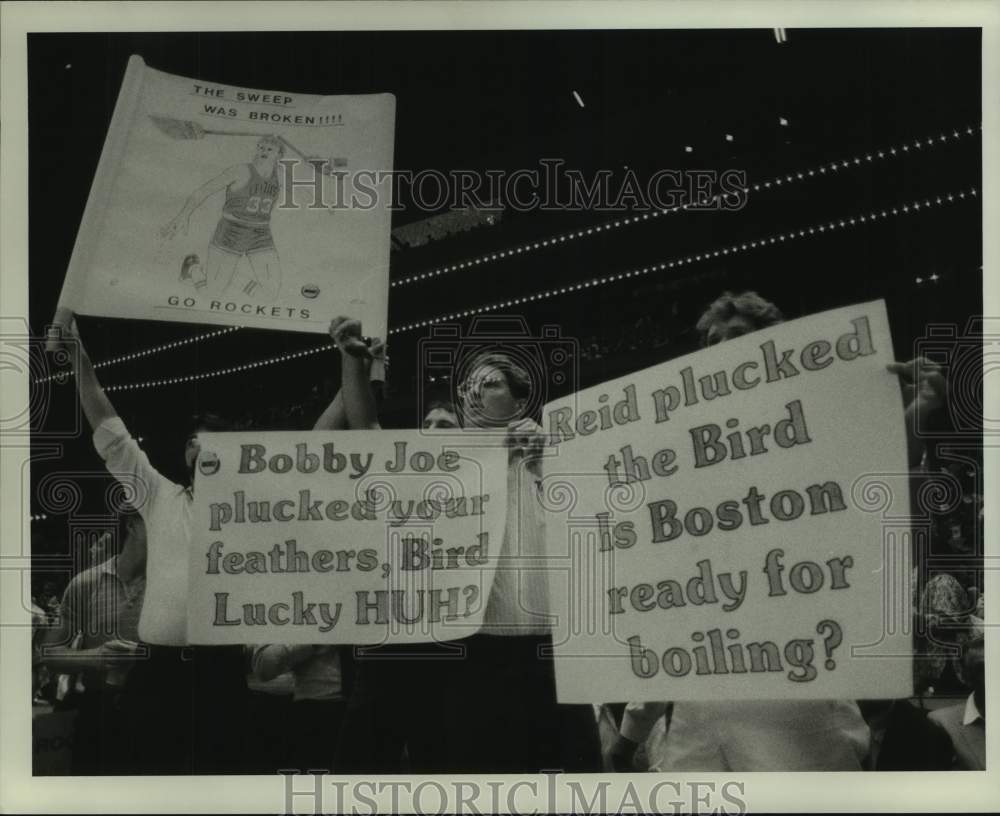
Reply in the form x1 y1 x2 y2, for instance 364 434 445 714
100 186 977 393
37 121 980 386
33 325 242 385
390 123 981 288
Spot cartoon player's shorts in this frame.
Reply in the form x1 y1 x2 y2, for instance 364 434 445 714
210 218 275 255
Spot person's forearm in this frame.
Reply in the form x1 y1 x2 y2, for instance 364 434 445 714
42 646 105 675
73 343 117 430
252 644 315 680
313 391 347 431
341 353 379 429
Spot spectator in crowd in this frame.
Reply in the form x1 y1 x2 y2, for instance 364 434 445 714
31 599 52 705
425 350 601 771
37 580 61 622
328 320 601 772
944 518 974 556
915 573 978 695
929 637 985 770
445 350 601 772
242 646 296 774
50 313 248 774
606 289 947 772
422 398 461 429
333 396 465 773
40 510 146 774
251 645 348 773
607 293 867 770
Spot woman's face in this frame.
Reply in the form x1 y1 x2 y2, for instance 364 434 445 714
459 364 524 427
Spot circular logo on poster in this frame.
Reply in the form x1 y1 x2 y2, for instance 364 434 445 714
198 450 220 477
301 284 320 299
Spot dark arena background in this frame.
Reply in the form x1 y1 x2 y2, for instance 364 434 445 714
26 27 984 776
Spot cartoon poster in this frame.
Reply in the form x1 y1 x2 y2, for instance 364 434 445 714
54 55 395 337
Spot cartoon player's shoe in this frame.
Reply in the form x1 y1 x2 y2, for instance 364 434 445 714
180 253 200 282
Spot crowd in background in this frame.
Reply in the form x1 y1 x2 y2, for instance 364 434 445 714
31 292 985 775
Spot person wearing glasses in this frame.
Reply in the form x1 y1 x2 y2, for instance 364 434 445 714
329 331 601 772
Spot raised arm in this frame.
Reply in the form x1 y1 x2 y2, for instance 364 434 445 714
328 316 381 430
312 391 348 431
313 332 386 430
160 164 247 240
54 313 117 430
52 312 168 513
886 356 948 469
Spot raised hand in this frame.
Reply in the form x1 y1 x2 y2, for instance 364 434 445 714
506 417 547 475
887 356 948 412
329 315 372 360
887 356 949 467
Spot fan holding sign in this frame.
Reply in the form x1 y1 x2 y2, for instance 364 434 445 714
591 292 950 772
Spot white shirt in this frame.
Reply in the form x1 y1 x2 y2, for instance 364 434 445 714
94 416 192 646
251 644 344 702
479 455 552 636
621 699 870 771
963 693 984 726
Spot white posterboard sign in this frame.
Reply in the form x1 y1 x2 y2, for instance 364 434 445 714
55 55 395 337
542 301 914 702
186 431 507 645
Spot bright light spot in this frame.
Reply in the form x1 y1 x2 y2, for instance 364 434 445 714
572 91 585 108
779 117 789 126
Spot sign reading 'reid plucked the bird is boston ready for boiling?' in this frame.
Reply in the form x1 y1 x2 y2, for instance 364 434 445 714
541 301 913 702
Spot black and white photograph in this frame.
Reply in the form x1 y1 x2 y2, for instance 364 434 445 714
1 2 996 813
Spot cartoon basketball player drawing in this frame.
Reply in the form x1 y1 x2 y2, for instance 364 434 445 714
152 115 348 301
160 135 286 300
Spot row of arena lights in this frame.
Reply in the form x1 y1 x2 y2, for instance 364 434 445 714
391 123 981 288
99 187 976 393
34 326 240 385
41 123 979 383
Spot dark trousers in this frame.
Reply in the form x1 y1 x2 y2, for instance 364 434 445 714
119 645 249 774
336 634 601 773
70 688 129 774
243 690 295 774
284 699 347 773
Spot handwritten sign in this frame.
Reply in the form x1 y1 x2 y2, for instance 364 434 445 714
186 431 507 644
542 301 913 701
55 55 394 337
